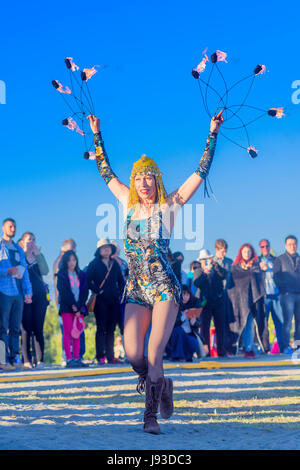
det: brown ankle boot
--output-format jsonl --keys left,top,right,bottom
{"left": 143, "top": 376, "right": 164, "bottom": 434}
{"left": 160, "top": 377, "right": 173, "bottom": 419}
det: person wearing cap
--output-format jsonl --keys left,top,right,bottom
{"left": 87, "top": 109, "right": 224, "bottom": 434}
{"left": 193, "top": 249, "right": 228, "bottom": 357}
{"left": 86, "top": 239, "right": 125, "bottom": 365}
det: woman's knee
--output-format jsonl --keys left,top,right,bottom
{"left": 127, "top": 354, "right": 146, "bottom": 370}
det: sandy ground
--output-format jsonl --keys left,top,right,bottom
{"left": 0, "top": 359, "right": 300, "bottom": 450}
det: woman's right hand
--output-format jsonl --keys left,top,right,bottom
{"left": 87, "top": 114, "right": 100, "bottom": 134}
{"left": 210, "top": 110, "right": 224, "bottom": 134}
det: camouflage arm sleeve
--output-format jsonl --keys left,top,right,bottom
{"left": 195, "top": 131, "right": 218, "bottom": 179}
{"left": 94, "top": 131, "right": 117, "bottom": 184}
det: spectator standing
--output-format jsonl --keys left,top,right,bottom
{"left": 193, "top": 249, "right": 227, "bottom": 357}
{"left": 228, "top": 243, "right": 265, "bottom": 358}
{"left": 87, "top": 239, "right": 125, "bottom": 365}
{"left": 213, "top": 239, "right": 233, "bottom": 288}
{"left": 213, "top": 238, "right": 235, "bottom": 355}
{"left": 56, "top": 250, "right": 89, "bottom": 368}
{"left": 273, "top": 235, "right": 300, "bottom": 354}
{"left": 259, "top": 239, "right": 284, "bottom": 353}
{"left": 0, "top": 218, "right": 32, "bottom": 369}
{"left": 18, "top": 232, "right": 49, "bottom": 369}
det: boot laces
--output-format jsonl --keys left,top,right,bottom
{"left": 136, "top": 376, "right": 146, "bottom": 394}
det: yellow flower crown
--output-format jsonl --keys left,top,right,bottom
{"left": 128, "top": 155, "right": 167, "bottom": 208}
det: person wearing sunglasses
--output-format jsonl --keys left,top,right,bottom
{"left": 258, "top": 239, "right": 284, "bottom": 354}
{"left": 273, "top": 236, "right": 300, "bottom": 355}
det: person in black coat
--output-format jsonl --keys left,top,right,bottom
{"left": 193, "top": 249, "right": 227, "bottom": 357}
{"left": 87, "top": 239, "right": 125, "bottom": 365}
{"left": 18, "top": 232, "right": 49, "bottom": 369}
{"left": 166, "top": 285, "right": 203, "bottom": 362}
{"left": 227, "top": 244, "right": 265, "bottom": 358}
{"left": 56, "top": 250, "right": 89, "bottom": 368}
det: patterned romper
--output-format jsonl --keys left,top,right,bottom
{"left": 121, "top": 208, "right": 182, "bottom": 309}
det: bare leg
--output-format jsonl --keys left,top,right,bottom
{"left": 147, "top": 300, "right": 179, "bottom": 382}
{"left": 33, "top": 336, "right": 42, "bottom": 364}
{"left": 123, "top": 303, "right": 151, "bottom": 370}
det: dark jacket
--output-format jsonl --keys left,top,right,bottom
{"left": 56, "top": 270, "right": 89, "bottom": 316}
{"left": 193, "top": 261, "right": 227, "bottom": 303}
{"left": 273, "top": 252, "right": 300, "bottom": 295}
{"left": 86, "top": 256, "right": 125, "bottom": 303}
{"left": 213, "top": 256, "right": 233, "bottom": 290}
{"left": 227, "top": 263, "right": 265, "bottom": 335}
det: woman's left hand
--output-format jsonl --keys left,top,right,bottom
{"left": 210, "top": 110, "right": 224, "bottom": 134}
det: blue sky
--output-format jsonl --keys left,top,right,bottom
{"left": 1, "top": 0, "right": 299, "bottom": 279}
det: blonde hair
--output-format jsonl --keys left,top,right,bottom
{"left": 128, "top": 155, "right": 167, "bottom": 208}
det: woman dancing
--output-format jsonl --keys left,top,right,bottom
{"left": 88, "top": 110, "right": 224, "bottom": 434}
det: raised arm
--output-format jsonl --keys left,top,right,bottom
{"left": 167, "top": 111, "right": 224, "bottom": 206}
{"left": 88, "top": 115, "right": 129, "bottom": 207}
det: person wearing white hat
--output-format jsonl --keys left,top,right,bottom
{"left": 197, "top": 249, "right": 213, "bottom": 262}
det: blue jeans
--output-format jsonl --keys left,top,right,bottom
{"left": 264, "top": 296, "right": 284, "bottom": 352}
{"left": 0, "top": 292, "right": 23, "bottom": 363}
{"left": 241, "top": 313, "right": 254, "bottom": 352}
{"left": 168, "top": 326, "right": 198, "bottom": 360}
{"left": 280, "top": 293, "right": 300, "bottom": 350}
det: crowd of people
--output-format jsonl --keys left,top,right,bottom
{"left": 0, "top": 216, "right": 300, "bottom": 370}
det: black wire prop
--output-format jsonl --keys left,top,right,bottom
{"left": 52, "top": 57, "right": 101, "bottom": 160}
{"left": 191, "top": 48, "right": 285, "bottom": 159}
{"left": 52, "top": 52, "right": 285, "bottom": 164}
